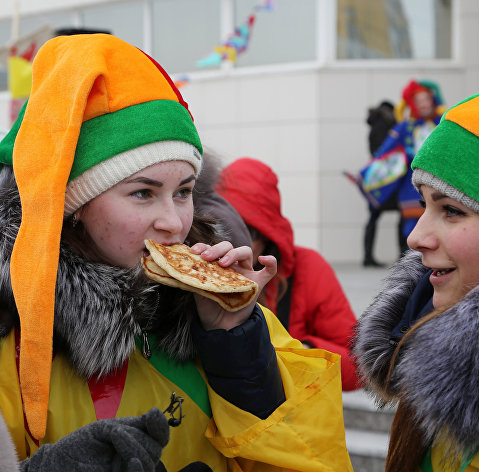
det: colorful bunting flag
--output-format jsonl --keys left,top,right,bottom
{"left": 173, "top": 75, "right": 190, "bottom": 89}
{"left": 197, "top": 15, "right": 255, "bottom": 68}
{"left": 196, "top": 0, "right": 275, "bottom": 68}
{"left": 196, "top": 51, "right": 223, "bottom": 68}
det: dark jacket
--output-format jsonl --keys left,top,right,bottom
{"left": 367, "top": 101, "right": 396, "bottom": 155}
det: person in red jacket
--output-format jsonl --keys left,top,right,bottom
{"left": 216, "top": 157, "right": 360, "bottom": 391}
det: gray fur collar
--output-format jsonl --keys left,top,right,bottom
{"left": 352, "top": 250, "right": 428, "bottom": 400}
{"left": 0, "top": 167, "right": 198, "bottom": 378}
{"left": 354, "top": 250, "right": 479, "bottom": 454}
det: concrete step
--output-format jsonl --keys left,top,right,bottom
{"left": 343, "top": 389, "right": 395, "bottom": 433}
{"left": 342, "top": 389, "right": 395, "bottom": 471}
{"left": 346, "top": 429, "right": 389, "bottom": 472}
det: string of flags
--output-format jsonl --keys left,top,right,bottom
{"left": 196, "top": 0, "right": 275, "bottom": 68}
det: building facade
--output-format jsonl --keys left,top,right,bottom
{"left": 0, "top": 0, "right": 475, "bottom": 263}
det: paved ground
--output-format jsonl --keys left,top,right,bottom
{"left": 331, "top": 261, "right": 392, "bottom": 319}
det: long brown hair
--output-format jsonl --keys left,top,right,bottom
{"left": 384, "top": 306, "right": 452, "bottom": 472}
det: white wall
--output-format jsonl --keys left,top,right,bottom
{"left": 2, "top": 0, "right": 479, "bottom": 263}
{"left": 180, "top": 61, "right": 470, "bottom": 263}
{"left": 179, "top": 0, "right": 479, "bottom": 263}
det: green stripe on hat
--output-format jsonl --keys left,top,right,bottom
{"left": 72, "top": 100, "right": 202, "bottom": 181}
{"left": 0, "top": 99, "right": 203, "bottom": 180}
{"left": 412, "top": 118, "right": 479, "bottom": 203}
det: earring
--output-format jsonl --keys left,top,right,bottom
{"left": 72, "top": 213, "right": 79, "bottom": 228}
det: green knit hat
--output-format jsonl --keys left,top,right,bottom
{"left": 412, "top": 93, "right": 479, "bottom": 213}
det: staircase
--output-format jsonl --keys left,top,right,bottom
{"left": 342, "top": 389, "right": 395, "bottom": 472}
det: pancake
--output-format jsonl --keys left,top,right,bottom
{"left": 142, "top": 240, "right": 258, "bottom": 312}
{"left": 144, "top": 240, "right": 257, "bottom": 293}
{"left": 142, "top": 256, "right": 257, "bottom": 311}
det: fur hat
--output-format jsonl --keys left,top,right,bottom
{"left": 0, "top": 33, "right": 202, "bottom": 440}
{"left": 412, "top": 93, "right": 479, "bottom": 213}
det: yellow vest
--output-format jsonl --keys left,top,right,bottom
{"left": 421, "top": 441, "right": 479, "bottom": 472}
{"left": 0, "top": 309, "right": 353, "bottom": 472}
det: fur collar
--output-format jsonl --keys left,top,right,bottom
{"left": 0, "top": 167, "right": 199, "bottom": 378}
{"left": 354, "top": 250, "right": 479, "bottom": 454}
{"left": 352, "top": 249, "right": 428, "bottom": 400}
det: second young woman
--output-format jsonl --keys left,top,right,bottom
{"left": 354, "top": 92, "right": 479, "bottom": 471}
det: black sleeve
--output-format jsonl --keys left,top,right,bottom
{"left": 192, "top": 305, "right": 285, "bottom": 419}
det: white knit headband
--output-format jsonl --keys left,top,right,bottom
{"left": 64, "top": 140, "right": 202, "bottom": 215}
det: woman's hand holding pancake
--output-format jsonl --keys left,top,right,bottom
{"left": 190, "top": 241, "right": 277, "bottom": 331}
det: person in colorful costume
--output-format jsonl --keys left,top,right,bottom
{"left": 0, "top": 34, "right": 352, "bottom": 471}
{"left": 353, "top": 93, "right": 479, "bottom": 471}
{"left": 373, "top": 79, "right": 446, "bottom": 241}
{"left": 216, "top": 157, "right": 360, "bottom": 391}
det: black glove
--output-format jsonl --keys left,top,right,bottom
{"left": 20, "top": 407, "right": 169, "bottom": 472}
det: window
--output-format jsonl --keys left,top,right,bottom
{"left": 0, "top": 20, "right": 11, "bottom": 92}
{"left": 0, "top": 19, "right": 11, "bottom": 46}
{"left": 0, "top": 0, "right": 456, "bottom": 94}
{"left": 152, "top": 0, "right": 222, "bottom": 74}
{"left": 337, "top": 0, "right": 452, "bottom": 59}
{"left": 18, "top": 11, "right": 76, "bottom": 37}
{"left": 82, "top": 2, "right": 144, "bottom": 49}
{"left": 234, "top": 0, "right": 317, "bottom": 67}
